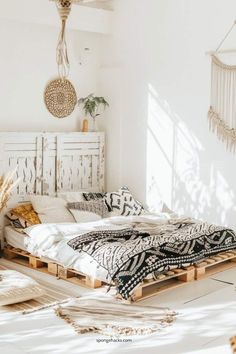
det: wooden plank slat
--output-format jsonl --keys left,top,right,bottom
{"left": 3, "top": 246, "right": 103, "bottom": 290}
{"left": 98, "top": 133, "right": 105, "bottom": 192}
{"left": 129, "top": 266, "right": 195, "bottom": 302}
{"left": 92, "top": 155, "right": 99, "bottom": 188}
{"left": 36, "top": 134, "right": 43, "bottom": 195}
{"left": 194, "top": 250, "right": 236, "bottom": 279}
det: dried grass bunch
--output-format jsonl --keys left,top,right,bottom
{"left": 0, "top": 169, "right": 19, "bottom": 213}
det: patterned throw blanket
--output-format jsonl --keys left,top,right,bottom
{"left": 67, "top": 221, "right": 236, "bottom": 299}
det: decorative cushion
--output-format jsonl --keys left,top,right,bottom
{"left": 67, "top": 200, "right": 108, "bottom": 223}
{"left": 57, "top": 191, "right": 85, "bottom": 203}
{"left": 104, "top": 186, "right": 144, "bottom": 216}
{"left": 83, "top": 192, "right": 106, "bottom": 201}
{"left": 11, "top": 203, "right": 41, "bottom": 224}
{"left": 30, "top": 195, "right": 75, "bottom": 224}
{"left": 0, "top": 270, "right": 46, "bottom": 306}
{"left": 6, "top": 212, "right": 31, "bottom": 229}
{"left": 6, "top": 203, "right": 41, "bottom": 232}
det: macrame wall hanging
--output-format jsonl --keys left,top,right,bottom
{"left": 208, "top": 21, "right": 236, "bottom": 152}
{"left": 44, "top": 0, "right": 77, "bottom": 118}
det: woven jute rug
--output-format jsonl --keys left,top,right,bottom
{"left": 0, "top": 263, "right": 73, "bottom": 313}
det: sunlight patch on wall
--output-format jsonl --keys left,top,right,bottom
{"left": 173, "top": 119, "right": 206, "bottom": 217}
{"left": 146, "top": 84, "right": 236, "bottom": 226}
{"left": 146, "top": 84, "right": 174, "bottom": 211}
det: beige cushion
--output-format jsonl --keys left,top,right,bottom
{"left": 57, "top": 191, "right": 85, "bottom": 202}
{"left": 69, "top": 209, "right": 101, "bottom": 223}
{"left": 30, "top": 195, "right": 75, "bottom": 224}
{"left": 67, "top": 201, "right": 108, "bottom": 223}
{"left": 0, "top": 270, "right": 46, "bottom": 306}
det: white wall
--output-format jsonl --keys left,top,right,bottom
{"left": 0, "top": 0, "right": 116, "bottom": 133}
{"left": 0, "top": 18, "right": 103, "bottom": 132}
{"left": 0, "top": 0, "right": 112, "bottom": 34}
{"left": 100, "top": 0, "right": 236, "bottom": 228}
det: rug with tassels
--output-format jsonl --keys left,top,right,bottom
{"left": 0, "top": 262, "right": 177, "bottom": 336}
{"left": 55, "top": 294, "right": 177, "bottom": 336}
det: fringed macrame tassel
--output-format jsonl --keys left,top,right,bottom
{"left": 208, "top": 51, "right": 236, "bottom": 153}
{"left": 208, "top": 107, "right": 236, "bottom": 153}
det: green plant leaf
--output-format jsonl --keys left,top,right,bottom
{"left": 78, "top": 93, "right": 109, "bottom": 118}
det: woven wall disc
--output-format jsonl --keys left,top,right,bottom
{"left": 44, "top": 78, "right": 77, "bottom": 118}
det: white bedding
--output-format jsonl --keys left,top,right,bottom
{"left": 23, "top": 213, "right": 174, "bottom": 282}
{"left": 4, "top": 213, "right": 178, "bottom": 282}
{"left": 4, "top": 226, "right": 29, "bottom": 252}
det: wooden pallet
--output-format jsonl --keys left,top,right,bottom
{"left": 3, "top": 246, "right": 102, "bottom": 289}
{"left": 5, "top": 245, "right": 236, "bottom": 303}
{"left": 194, "top": 250, "right": 236, "bottom": 279}
{"left": 4, "top": 246, "right": 58, "bottom": 275}
{"left": 126, "top": 266, "right": 195, "bottom": 302}
{"left": 57, "top": 265, "right": 102, "bottom": 288}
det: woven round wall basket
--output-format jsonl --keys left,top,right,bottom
{"left": 44, "top": 78, "right": 77, "bottom": 118}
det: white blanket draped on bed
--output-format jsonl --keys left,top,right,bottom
{"left": 24, "top": 213, "right": 191, "bottom": 283}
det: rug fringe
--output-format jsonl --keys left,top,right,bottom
{"left": 54, "top": 306, "right": 177, "bottom": 336}
{"left": 22, "top": 298, "right": 73, "bottom": 315}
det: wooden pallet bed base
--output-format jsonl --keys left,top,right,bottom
{"left": 3, "top": 245, "right": 196, "bottom": 302}
{"left": 194, "top": 250, "right": 236, "bottom": 279}
{"left": 129, "top": 266, "right": 195, "bottom": 302}
{"left": 4, "top": 246, "right": 236, "bottom": 302}
{"left": 3, "top": 246, "right": 102, "bottom": 289}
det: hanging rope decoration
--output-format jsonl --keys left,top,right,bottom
{"left": 56, "top": 0, "right": 71, "bottom": 78}
{"left": 208, "top": 21, "right": 236, "bottom": 152}
{"left": 44, "top": 0, "right": 77, "bottom": 118}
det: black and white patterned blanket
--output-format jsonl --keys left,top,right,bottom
{"left": 67, "top": 221, "right": 236, "bottom": 299}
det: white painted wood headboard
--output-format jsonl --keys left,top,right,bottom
{"left": 0, "top": 132, "right": 105, "bottom": 247}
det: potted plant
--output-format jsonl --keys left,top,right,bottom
{"left": 78, "top": 94, "right": 109, "bottom": 131}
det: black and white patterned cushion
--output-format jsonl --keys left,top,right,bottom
{"left": 83, "top": 192, "right": 106, "bottom": 201}
{"left": 5, "top": 212, "right": 30, "bottom": 233}
{"left": 104, "top": 187, "right": 144, "bottom": 216}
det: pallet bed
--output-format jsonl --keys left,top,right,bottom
{"left": 3, "top": 245, "right": 236, "bottom": 302}
{"left": 4, "top": 245, "right": 102, "bottom": 289}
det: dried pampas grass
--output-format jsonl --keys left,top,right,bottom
{"left": 0, "top": 169, "right": 19, "bottom": 213}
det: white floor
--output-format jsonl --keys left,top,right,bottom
{"left": 0, "top": 258, "right": 236, "bottom": 354}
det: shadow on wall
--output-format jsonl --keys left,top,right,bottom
{"left": 146, "top": 84, "right": 236, "bottom": 228}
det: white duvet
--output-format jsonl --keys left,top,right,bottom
{"left": 24, "top": 213, "right": 178, "bottom": 283}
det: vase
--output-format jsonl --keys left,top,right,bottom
{"left": 82, "top": 119, "right": 88, "bottom": 132}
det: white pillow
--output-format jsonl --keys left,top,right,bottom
{"left": 30, "top": 195, "right": 75, "bottom": 223}
{"left": 57, "top": 191, "right": 85, "bottom": 203}
{"left": 0, "top": 270, "right": 46, "bottom": 306}
{"left": 67, "top": 201, "right": 108, "bottom": 223}
{"left": 69, "top": 210, "right": 101, "bottom": 223}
